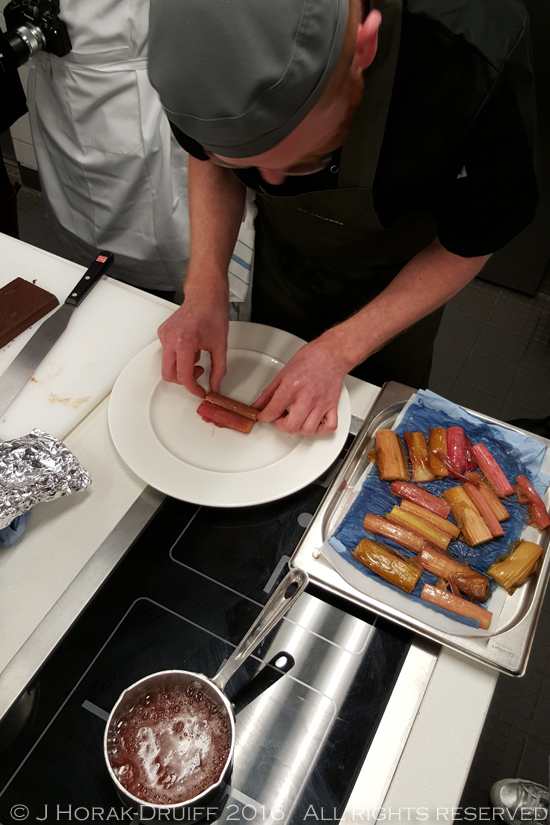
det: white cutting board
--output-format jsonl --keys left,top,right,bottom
{"left": 0, "top": 236, "right": 175, "bottom": 442}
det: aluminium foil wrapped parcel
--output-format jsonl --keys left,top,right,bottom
{"left": 0, "top": 429, "right": 91, "bottom": 530}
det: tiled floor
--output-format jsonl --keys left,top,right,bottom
{"left": 431, "top": 278, "right": 550, "bottom": 423}
{"left": 9, "top": 183, "right": 550, "bottom": 815}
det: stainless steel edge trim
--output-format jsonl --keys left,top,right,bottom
{"left": 341, "top": 638, "right": 438, "bottom": 823}
{"left": 349, "top": 415, "right": 365, "bottom": 437}
{"left": 0, "top": 486, "right": 164, "bottom": 720}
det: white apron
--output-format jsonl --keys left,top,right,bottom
{"left": 26, "top": 0, "right": 190, "bottom": 292}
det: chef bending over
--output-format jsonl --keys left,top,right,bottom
{"left": 147, "top": 0, "right": 539, "bottom": 436}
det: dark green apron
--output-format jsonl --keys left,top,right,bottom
{"left": 251, "top": 0, "right": 443, "bottom": 389}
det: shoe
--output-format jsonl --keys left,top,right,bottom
{"left": 508, "top": 416, "right": 550, "bottom": 440}
{"left": 490, "top": 778, "right": 549, "bottom": 822}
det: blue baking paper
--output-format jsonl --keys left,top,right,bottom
{"left": 329, "top": 390, "right": 549, "bottom": 628}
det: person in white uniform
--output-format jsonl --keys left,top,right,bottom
{"left": 26, "top": 0, "right": 190, "bottom": 298}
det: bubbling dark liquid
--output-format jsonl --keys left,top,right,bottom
{"left": 107, "top": 683, "right": 232, "bottom": 805}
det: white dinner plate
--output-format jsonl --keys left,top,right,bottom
{"left": 108, "top": 322, "right": 351, "bottom": 507}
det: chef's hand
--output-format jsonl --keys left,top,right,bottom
{"left": 253, "top": 338, "right": 350, "bottom": 436}
{"left": 157, "top": 284, "right": 229, "bottom": 398}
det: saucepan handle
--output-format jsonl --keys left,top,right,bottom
{"left": 212, "top": 567, "right": 308, "bottom": 692}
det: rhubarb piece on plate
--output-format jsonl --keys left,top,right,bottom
{"left": 352, "top": 539, "right": 421, "bottom": 593}
{"left": 363, "top": 513, "right": 428, "bottom": 554}
{"left": 470, "top": 443, "right": 515, "bottom": 497}
{"left": 515, "top": 475, "right": 550, "bottom": 530}
{"left": 205, "top": 392, "right": 258, "bottom": 421}
{"left": 428, "top": 427, "right": 449, "bottom": 478}
{"left": 197, "top": 399, "right": 255, "bottom": 434}
{"left": 442, "top": 486, "right": 493, "bottom": 546}
{"left": 386, "top": 505, "right": 451, "bottom": 552}
{"left": 487, "top": 540, "right": 543, "bottom": 594}
{"left": 404, "top": 432, "right": 435, "bottom": 482}
{"left": 390, "top": 480, "right": 451, "bottom": 519}
{"left": 418, "top": 546, "right": 491, "bottom": 602}
{"left": 420, "top": 583, "right": 492, "bottom": 629}
{"left": 375, "top": 430, "right": 409, "bottom": 481}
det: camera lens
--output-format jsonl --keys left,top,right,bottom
{"left": 6, "top": 24, "right": 47, "bottom": 66}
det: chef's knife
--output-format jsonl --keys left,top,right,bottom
{"left": 0, "top": 251, "right": 115, "bottom": 419}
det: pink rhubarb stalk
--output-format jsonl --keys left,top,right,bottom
{"left": 470, "top": 443, "right": 514, "bottom": 497}
{"left": 515, "top": 475, "right": 550, "bottom": 529}
{"left": 390, "top": 481, "right": 451, "bottom": 519}
{"left": 418, "top": 546, "right": 491, "bottom": 602}
{"left": 447, "top": 427, "right": 467, "bottom": 474}
{"left": 463, "top": 483, "right": 505, "bottom": 538}
{"left": 363, "top": 513, "right": 428, "bottom": 554}
{"left": 197, "top": 400, "right": 255, "bottom": 434}
{"left": 205, "top": 392, "right": 258, "bottom": 421}
{"left": 466, "top": 472, "right": 510, "bottom": 522}
{"left": 421, "top": 584, "right": 492, "bottom": 629}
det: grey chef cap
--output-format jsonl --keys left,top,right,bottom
{"left": 148, "top": 0, "right": 349, "bottom": 158}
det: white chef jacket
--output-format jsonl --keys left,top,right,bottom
{"left": 26, "top": 0, "right": 190, "bottom": 292}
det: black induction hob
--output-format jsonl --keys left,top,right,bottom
{"left": 0, "top": 443, "right": 412, "bottom": 824}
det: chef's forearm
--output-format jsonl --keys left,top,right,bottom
{"left": 185, "top": 158, "right": 246, "bottom": 293}
{"left": 321, "top": 237, "right": 491, "bottom": 371}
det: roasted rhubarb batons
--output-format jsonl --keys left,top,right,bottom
{"left": 488, "top": 540, "right": 543, "bottom": 594}
{"left": 421, "top": 584, "right": 492, "bottom": 629}
{"left": 446, "top": 427, "right": 467, "bottom": 474}
{"left": 399, "top": 500, "right": 460, "bottom": 539}
{"left": 466, "top": 472, "right": 510, "bottom": 522}
{"left": 470, "top": 443, "right": 515, "bottom": 497}
{"left": 390, "top": 481, "right": 451, "bottom": 519}
{"left": 515, "top": 475, "right": 550, "bottom": 530}
{"left": 352, "top": 539, "right": 421, "bottom": 594}
{"left": 404, "top": 432, "right": 435, "bottom": 482}
{"left": 442, "top": 486, "right": 493, "bottom": 546}
{"left": 363, "top": 513, "right": 428, "bottom": 554}
{"left": 374, "top": 430, "right": 410, "bottom": 481}
{"left": 463, "top": 483, "right": 505, "bottom": 538}
{"left": 418, "top": 546, "right": 491, "bottom": 602}
{"left": 428, "top": 427, "right": 449, "bottom": 477}
{"left": 386, "top": 505, "right": 451, "bottom": 552}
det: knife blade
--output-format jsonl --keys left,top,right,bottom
{"left": 0, "top": 251, "right": 115, "bottom": 419}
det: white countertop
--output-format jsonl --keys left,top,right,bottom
{"left": 0, "top": 235, "right": 498, "bottom": 820}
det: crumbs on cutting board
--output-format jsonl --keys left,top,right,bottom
{"left": 48, "top": 393, "right": 91, "bottom": 408}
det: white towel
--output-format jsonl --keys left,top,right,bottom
{"left": 229, "top": 189, "right": 256, "bottom": 321}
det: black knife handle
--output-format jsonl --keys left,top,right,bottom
{"left": 65, "top": 251, "right": 115, "bottom": 307}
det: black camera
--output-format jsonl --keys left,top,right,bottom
{"left": 2, "top": 0, "right": 71, "bottom": 69}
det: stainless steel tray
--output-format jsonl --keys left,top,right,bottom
{"left": 291, "top": 381, "right": 550, "bottom": 676}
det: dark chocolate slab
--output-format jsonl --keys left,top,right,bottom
{"left": 0, "top": 277, "right": 59, "bottom": 349}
